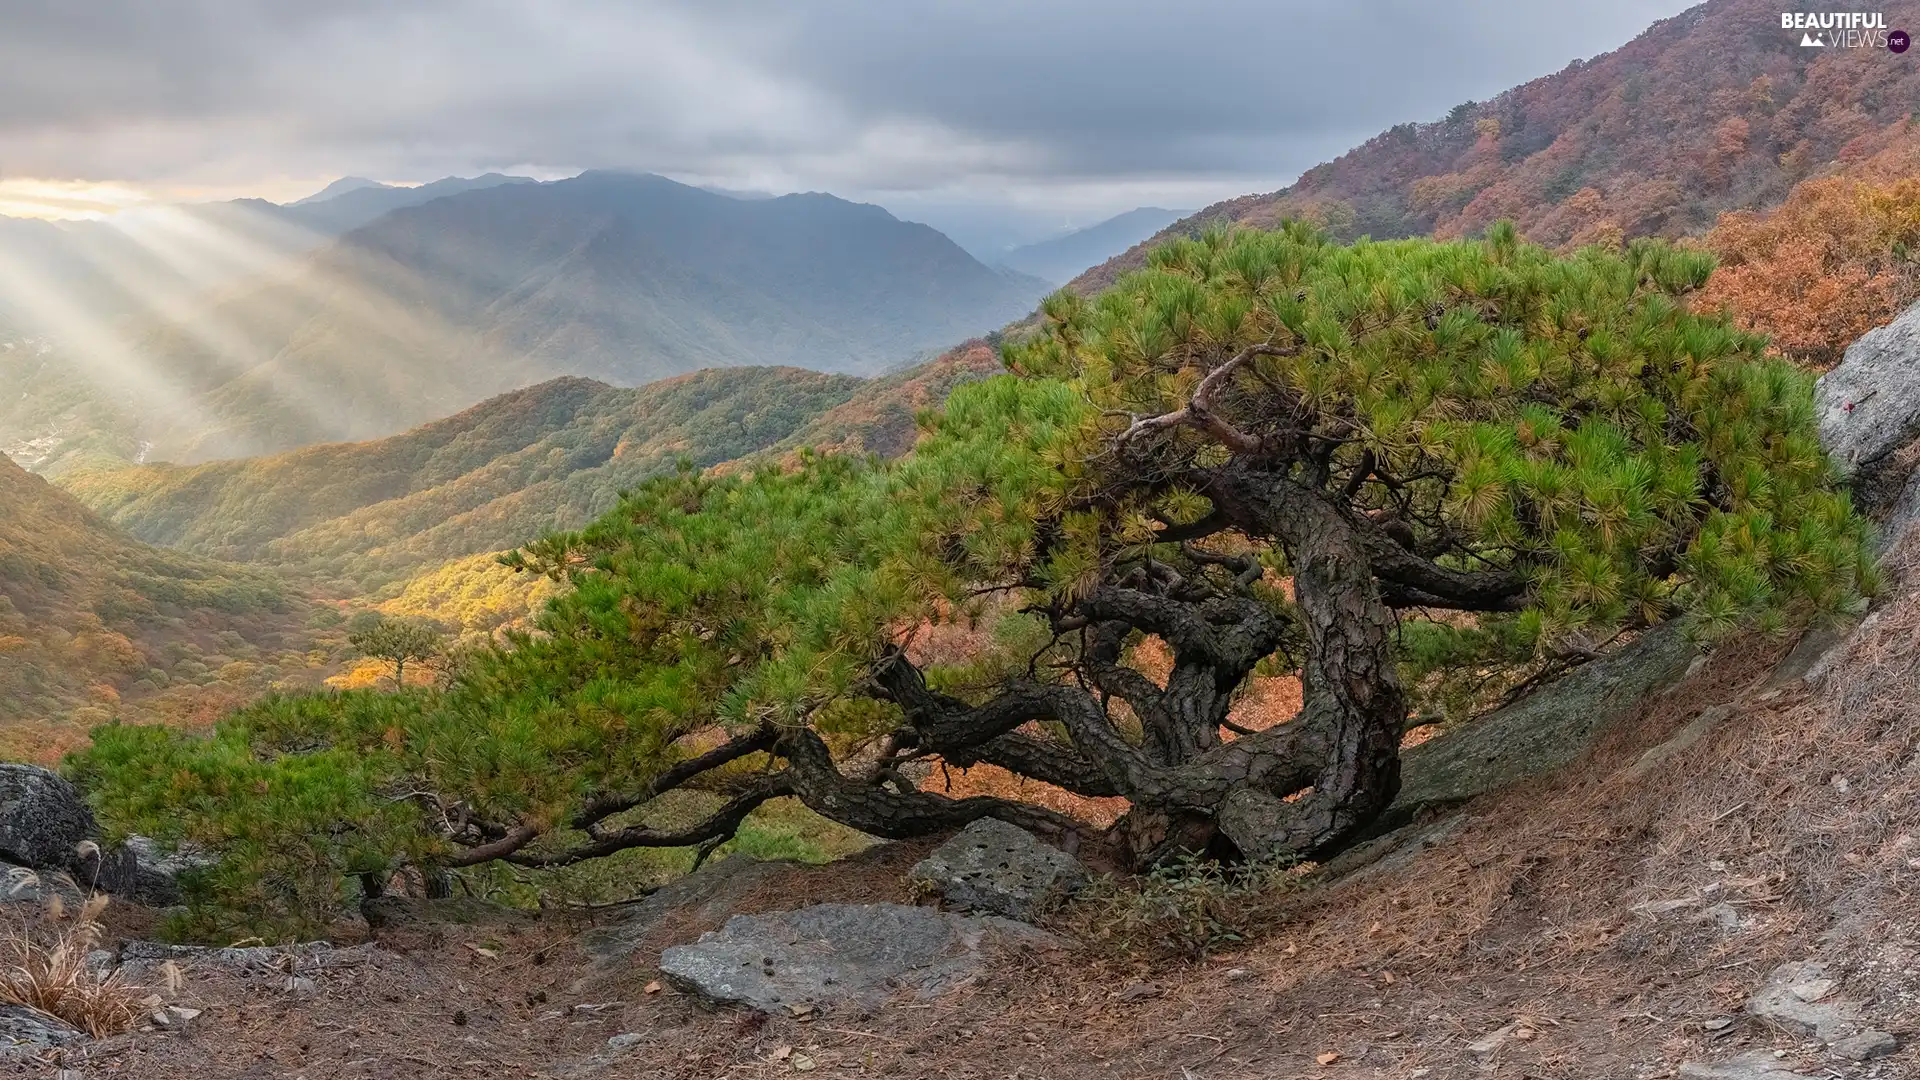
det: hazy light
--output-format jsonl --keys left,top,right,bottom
{"left": 0, "top": 179, "right": 153, "bottom": 221}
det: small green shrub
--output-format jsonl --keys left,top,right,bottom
{"left": 1067, "top": 856, "right": 1302, "bottom": 962}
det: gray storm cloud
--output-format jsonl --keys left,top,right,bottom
{"left": 0, "top": 0, "right": 1697, "bottom": 212}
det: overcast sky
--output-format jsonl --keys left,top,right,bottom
{"left": 0, "top": 0, "right": 1698, "bottom": 245}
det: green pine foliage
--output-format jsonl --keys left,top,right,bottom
{"left": 1008, "top": 222, "right": 1873, "bottom": 702}
{"left": 68, "top": 222, "right": 1872, "bottom": 933}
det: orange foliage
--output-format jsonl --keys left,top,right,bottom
{"left": 1698, "top": 143, "right": 1920, "bottom": 367}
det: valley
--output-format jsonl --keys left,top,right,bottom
{"left": 5, "top": 2, "right": 1920, "bottom": 1077}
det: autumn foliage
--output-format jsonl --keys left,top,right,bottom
{"left": 1696, "top": 132, "right": 1920, "bottom": 368}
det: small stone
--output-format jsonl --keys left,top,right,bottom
{"left": 1225, "top": 968, "right": 1252, "bottom": 982}
{"left": 1701, "top": 1016, "right": 1737, "bottom": 1032}
{"left": 606, "top": 1032, "right": 645, "bottom": 1051}
{"left": 907, "top": 819, "right": 1088, "bottom": 920}
{"left": 1467, "top": 1022, "right": 1520, "bottom": 1055}
{"left": 165, "top": 1005, "right": 202, "bottom": 1023}
{"left": 1830, "top": 1029, "right": 1897, "bottom": 1061}
{"left": 1702, "top": 902, "right": 1743, "bottom": 933}
{"left": 284, "top": 975, "right": 317, "bottom": 994}
{"left": 1115, "top": 982, "right": 1162, "bottom": 1003}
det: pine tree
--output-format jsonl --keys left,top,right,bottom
{"left": 72, "top": 223, "right": 1873, "bottom": 929}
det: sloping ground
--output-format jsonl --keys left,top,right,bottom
{"left": 0, "top": 454, "right": 307, "bottom": 762}
{"left": 43, "top": 551, "right": 1920, "bottom": 1078}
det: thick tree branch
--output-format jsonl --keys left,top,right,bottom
{"left": 507, "top": 775, "right": 793, "bottom": 869}
{"left": 572, "top": 723, "right": 779, "bottom": 830}
{"left": 1114, "top": 343, "right": 1298, "bottom": 455}
{"left": 779, "top": 727, "right": 1098, "bottom": 851}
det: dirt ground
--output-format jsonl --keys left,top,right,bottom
{"left": 17, "top": 587, "right": 1920, "bottom": 1079}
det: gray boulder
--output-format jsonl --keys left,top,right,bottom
{"left": 658, "top": 901, "right": 1065, "bottom": 1013}
{"left": 909, "top": 819, "right": 1087, "bottom": 920}
{"left": 1817, "top": 301, "right": 1920, "bottom": 488}
{"left": 0, "top": 1003, "right": 85, "bottom": 1060}
{"left": 0, "top": 764, "right": 95, "bottom": 873}
{"left": 89, "top": 835, "right": 215, "bottom": 907}
{"left": 1746, "top": 960, "right": 1859, "bottom": 1041}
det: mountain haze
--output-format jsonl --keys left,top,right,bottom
{"left": 1000, "top": 207, "right": 1190, "bottom": 285}
{"left": 87, "top": 171, "right": 1048, "bottom": 462}
{"left": 62, "top": 365, "right": 866, "bottom": 588}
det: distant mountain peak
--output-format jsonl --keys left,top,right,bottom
{"left": 1001, "top": 207, "right": 1194, "bottom": 286}
{"left": 291, "top": 176, "right": 390, "bottom": 206}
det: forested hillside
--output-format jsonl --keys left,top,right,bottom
{"left": 61, "top": 366, "right": 864, "bottom": 591}
{"left": 0, "top": 453, "right": 306, "bottom": 759}
{"left": 1071, "top": 0, "right": 1920, "bottom": 293}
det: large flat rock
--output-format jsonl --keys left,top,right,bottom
{"left": 577, "top": 855, "right": 796, "bottom": 971}
{"left": 658, "top": 902, "right": 1065, "bottom": 1013}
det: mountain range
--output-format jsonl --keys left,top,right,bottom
{"left": 0, "top": 171, "right": 1049, "bottom": 466}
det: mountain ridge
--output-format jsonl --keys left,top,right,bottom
{"left": 14, "top": 171, "right": 1048, "bottom": 466}
{"left": 1067, "top": 0, "right": 1920, "bottom": 294}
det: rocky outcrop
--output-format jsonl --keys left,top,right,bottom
{"left": 1816, "top": 301, "right": 1920, "bottom": 549}
{"left": 0, "top": 763, "right": 210, "bottom": 907}
{"left": 0, "top": 1003, "right": 85, "bottom": 1060}
{"left": 657, "top": 902, "right": 1065, "bottom": 1013}
{"left": 576, "top": 855, "right": 796, "bottom": 973}
{"left": 0, "top": 764, "right": 95, "bottom": 873}
{"left": 1378, "top": 621, "right": 1699, "bottom": 831}
{"left": 909, "top": 819, "right": 1087, "bottom": 920}
{"left": 1817, "top": 301, "right": 1920, "bottom": 488}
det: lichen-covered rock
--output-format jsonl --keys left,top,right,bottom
{"left": 658, "top": 902, "right": 1064, "bottom": 1013}
{"left": 1382, "top": 621, "right": 1699, "bottom": 830}
{"left": 1746, "top": 960, "right": 1859, "bottom": 1041}
{"left": 0, "top": 1003, "right": 85, "bottom": 1060}
{"left": 1817, "top": 301, "right": 1920, "bottom": 489}
{"left": 0, "top": 764, "right": 96, "bottom": 873}
{"left": 909, "top": 819, "right": 1087, "bottom": 920}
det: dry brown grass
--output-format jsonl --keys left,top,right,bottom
{"left": 0, "top": 894, "right": 147, "bottom": 1038}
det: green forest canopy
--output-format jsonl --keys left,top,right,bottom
{"left": 71, "top": 222, "right": 1873, "bottom": 934}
